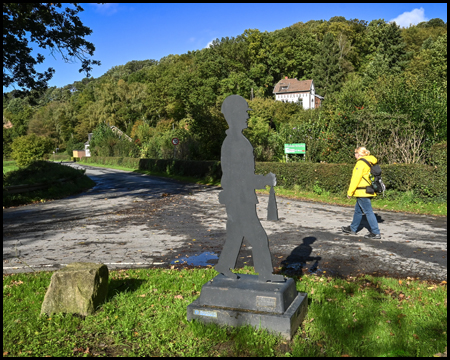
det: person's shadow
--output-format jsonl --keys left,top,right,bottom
{"left": 281, "top": 237, "right": 321, "bottom": 276}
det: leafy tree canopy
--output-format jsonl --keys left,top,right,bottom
{"left": 10, "top": 133, "right": 54, "bottom": 166}
{"left": 2, "top": 14, "right": 447, "bottom": 164}
{"left": 3, "top": 3, "right": 100, "bottom": 93}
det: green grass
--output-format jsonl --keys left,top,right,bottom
{"left": 3, "top": 160, "right": 95, "bottom": 208}
{"left": 78, "top": 161, "right": 144, "bottom": 173}
{"left": 47, "top": 153, "right": 72, "bottom": 162}
{"left": 3, "top": 267, "right": 447, "bottom": 357}
{"left": 3, "top": 160, "right": 19, "bottom": 174}
{"left": 257, "top": 186, "right": 447, "bottom": 217}
{"left": 78, "top": 160, "right": 446, "bottom": 217}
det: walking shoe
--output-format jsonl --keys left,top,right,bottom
{"left": 341, "top": 226, "right": 356, "bottom": 235}
{"left": 364, "top": 232, "right": 381, "bottom": 239}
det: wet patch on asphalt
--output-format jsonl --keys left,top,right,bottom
{"left": 171, "top": 252, "right": 219, "bottom": 266}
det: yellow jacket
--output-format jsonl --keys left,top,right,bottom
{"left": 347, "top": 155, "right": 378, "bottom": 198}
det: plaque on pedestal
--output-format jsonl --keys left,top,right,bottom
{"left": 187, "top": 274, "right": 307, "bottom": 340}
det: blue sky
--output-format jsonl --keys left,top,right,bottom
{"left": 5, "top": 3, "right": 448, "bottom": 91}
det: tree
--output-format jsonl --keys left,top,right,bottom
{"left": 3, "top": 3, "right": 100, "bottom": 92}
{"left": 363, "top": 21, "right": 409, "bottom": 83}
{"left": 2, "top": 95, "right": 35, "bottom": 157}
{"left": 425, "top": 18, "right": 446, "bottom": 28}
{"left": 312, "top": 32, "right": 345, "bottom": 96}
{"left": 401, "top": 22, "right": 447, "bottom": 54}
{"left": 10, "top": 133, "right": 54, "bottom": 166}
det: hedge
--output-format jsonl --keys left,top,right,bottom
{"left": 80, "top": 154, "right": 446, "bottom": 201}
{"left": 256, "top": 162, "right": 446, "bottom": 201}
{"left": 428, "top": 141, "right": 447, "bottom": 167}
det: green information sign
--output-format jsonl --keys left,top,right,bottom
{"left": 284, "top": 143, "right": 306, "bottom": 154}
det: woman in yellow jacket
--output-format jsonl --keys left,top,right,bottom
{"left": 342, "top": 147, "right": 381, "bottom": 239}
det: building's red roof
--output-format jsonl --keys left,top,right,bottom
{"left": 273, "top": 78, "right": 313, "bottom": 94}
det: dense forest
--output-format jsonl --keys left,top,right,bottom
{"left": 3, "top": 16, "right": 447, "bottom": 165}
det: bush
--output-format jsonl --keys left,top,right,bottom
{"left": 65, "top": 138, "right": 86, "bottom": 156}
{"left": 3, "top": 161, "right": 94, "bottom": 207}
{"left": 10, "top": 134, "right": 54, "bottom": 166}
{"left": 88, "top": 123, "right": 140, "bottom": 158}
{"left": 139, "top": 158, "right": 222, "bottom": 180}
{"left": 255, "top": 162, "right": 446, "bottom": 201}
{"left": 256, "top": 162, "right": 352, "bottom": 193}
{"left": 80, "top": 157, "right": 222, "bottom": 182}
{"left": 428, "top": 141, "right": 447, "bottom": 166}
{"left": 3, "top": 160, "right": 86, "bottom": 186}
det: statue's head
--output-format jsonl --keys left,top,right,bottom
{"left": 221, "top": 95, "right": 252, "bottom": 130}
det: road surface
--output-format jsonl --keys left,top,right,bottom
{"left": 3, "top": 163, "right": 447, "bottom": 281}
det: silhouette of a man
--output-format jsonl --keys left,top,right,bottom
{"left": 215, "top": 95, "right": 284, "bottom": 282}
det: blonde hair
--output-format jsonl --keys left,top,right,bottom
{"left": 355, "top": 147, "right": 370, "bottom": 156}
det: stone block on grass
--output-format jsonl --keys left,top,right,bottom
{"left": 40, "top": 262, "right": 108, "bottom": 316}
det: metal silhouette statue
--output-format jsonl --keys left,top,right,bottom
{"left": 267, "top": 186, "right": 279, "bottom": 221}
{"left": 215, "top": 95, "right": 285, "bottom": 282}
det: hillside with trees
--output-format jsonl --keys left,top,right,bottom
{"left": 3, "top": 16, "right": 447, "bottom": 165}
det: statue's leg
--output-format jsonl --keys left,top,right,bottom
{"left": 244, "top": 207, "right": 285, "bottom": 282}
{"left": 215, "top": 219, "right": 242, "bottom": 279}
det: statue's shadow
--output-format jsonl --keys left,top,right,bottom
{"left": 280, "top": 236, "right": 321, "bottom": 276}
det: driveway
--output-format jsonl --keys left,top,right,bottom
{"left": 3, "top": 163, "right": 447, "bottom": 281}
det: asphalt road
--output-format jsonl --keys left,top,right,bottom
{"left": 3, "top": 162, "right": 447, "bottom": 281}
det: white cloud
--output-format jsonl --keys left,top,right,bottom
{"left": 389, "top": 7, "right": 428, "bottom": 28}
{"left": 205, "top": 39, "right": 215, "bottom": 49}
{"left": 90, "top": 3, "right": 119, "bottom": 16}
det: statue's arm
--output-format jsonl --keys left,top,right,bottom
{"left": 253, "top": 172, "right": 276, "bottom": 189}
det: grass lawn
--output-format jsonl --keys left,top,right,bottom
{"left": 3, "top": 267, "right": 447, "bottom": 357}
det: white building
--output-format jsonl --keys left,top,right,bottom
{"left": 273, "top": 78, "right": 323, "bottom": 109}
{"left": 84, "top": 133, "right": 92, "bottom": 157}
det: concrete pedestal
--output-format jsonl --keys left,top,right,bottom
{"left": 187, "top": 274, "right": 307, "bottom": 340}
